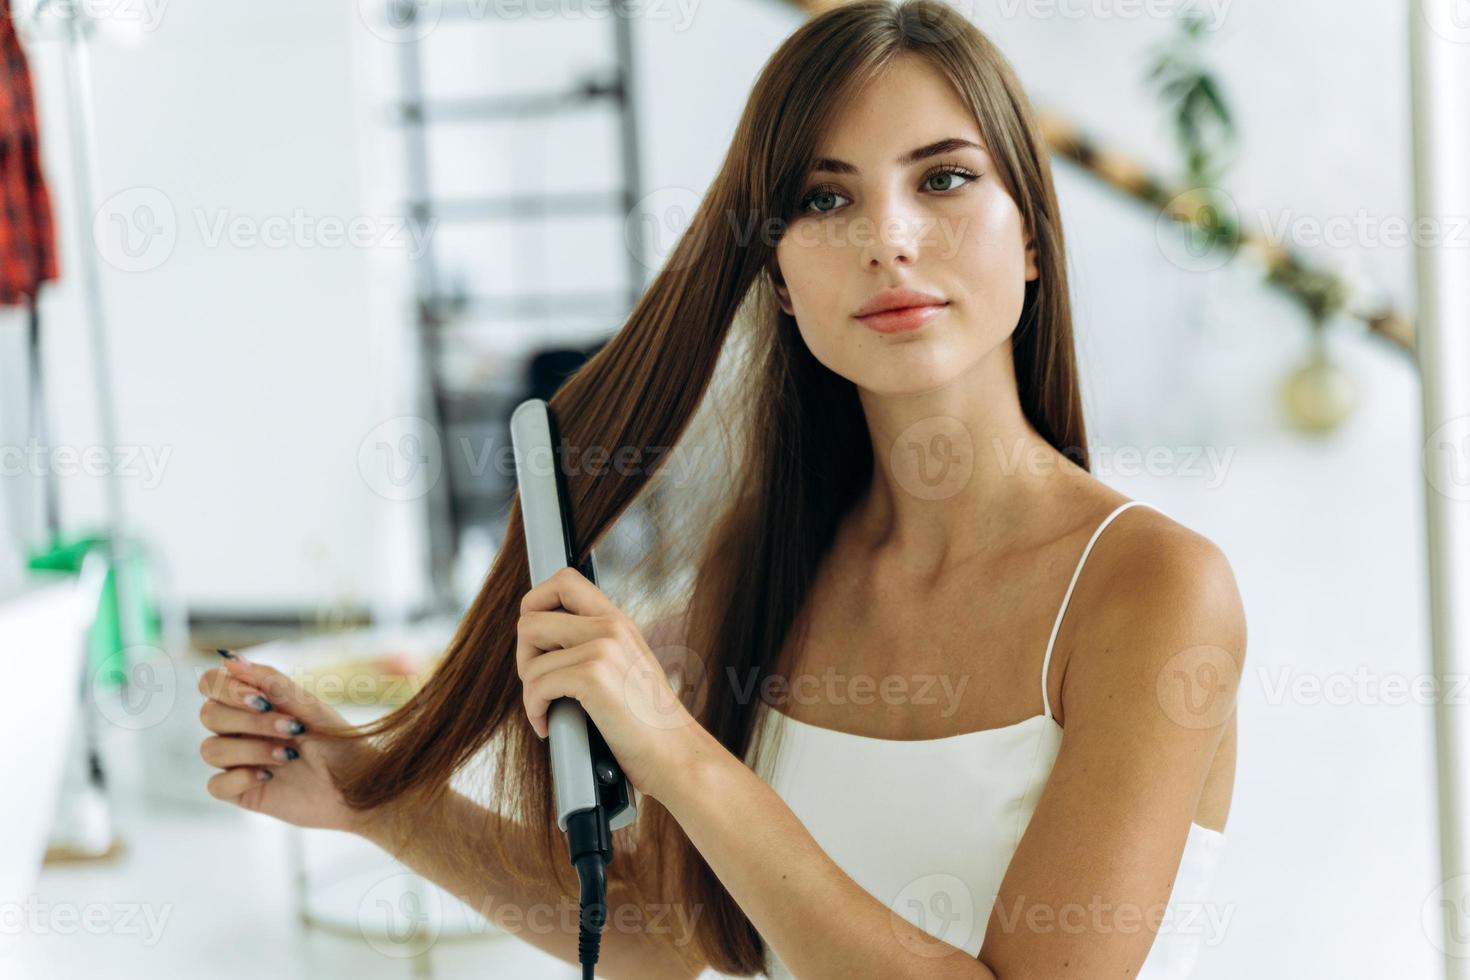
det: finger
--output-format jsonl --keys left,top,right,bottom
{"left": 197, "top": 665, "right": 276, "bottom": 714}
{"left": 206, "top": 765, "right": 275, "bottom": 802}
{"left": 519, "top": 565, "right": 618, "bottom": 618}
{"left": 515, "top": 610, "right": 614, "bottom": 678}
{"left": 199, "top": 699, "right": 308, "bottom": 740}
{"left": 521, "top": 642, "right": 604, "bottom": 738}
{"left": 199, "top": 734, "right": 299, "bottom": 771}
{"left": 217, "top": 651, "right": 338, "bottom": 732}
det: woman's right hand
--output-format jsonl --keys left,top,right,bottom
{"left": 197, "top": 651, "right": 377, "bottom": 835}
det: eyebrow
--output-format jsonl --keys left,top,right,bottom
{"left": 808, "top": 137, "right": 986, "bottom": 175}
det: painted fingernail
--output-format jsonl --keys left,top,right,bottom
{"left": 274, "top": 746, "right": 300, "bottom": 762}
{"left": 216, "top": 648, "right": 237, "bottom": 660}
{"left": 275, "top": 718, "right": 306, "bottom": 736}
{"left": 257, "top": 769, "right": 273, "bottom": 781}
{"left": 249, "top": 695, "right": 273, "bottom": 713}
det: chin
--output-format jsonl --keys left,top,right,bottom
{"left": 849, "top": 361, "right": 967, "bottom": 398}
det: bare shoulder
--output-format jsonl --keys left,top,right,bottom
{"left": 1056, "top": 493, "right": 1248, "bottom": 732}
{"left": 1085, "top": 500, "right": 1245, "bottom": 641}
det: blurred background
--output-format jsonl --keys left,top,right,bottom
{"left": 0, "top": 0, "right": 1467, "bottom": 976}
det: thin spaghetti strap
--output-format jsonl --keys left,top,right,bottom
{"left": 1040, "top": 500, "right": 1158, "bottom": 719}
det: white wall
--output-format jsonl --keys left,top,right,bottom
{"left": 2, "top": 3, "right": 429, "bottom": 616}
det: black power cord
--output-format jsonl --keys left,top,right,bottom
{"left": 566, "top": 807, "right": 612, "bottom": 979}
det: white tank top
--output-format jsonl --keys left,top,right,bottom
{"left": 745, "top": 500, "right": 1226, "bottom": 978}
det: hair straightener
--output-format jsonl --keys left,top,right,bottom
{"left": 509, "top": 397, "right": 636, "bottom": 980}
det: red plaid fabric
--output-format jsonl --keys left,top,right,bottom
{"left": 0, "top": 1, "right": 57, "bottom": 306}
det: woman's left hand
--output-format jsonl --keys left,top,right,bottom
{"left": 516, "top": 565, "right": 711, "bottom": 805}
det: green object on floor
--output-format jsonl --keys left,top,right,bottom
{"left": 27, "top": 530, "right": 162, "bottom": 690}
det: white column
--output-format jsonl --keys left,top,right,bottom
{"left": 1409, "top": 1, "right": 1470, "bottom": 973}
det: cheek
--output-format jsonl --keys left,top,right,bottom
{"left": 776, "top": 236, "right": 845, "bottom": 322}
{"left": 950, "top": 199, "right": 1030, "bottom": 329}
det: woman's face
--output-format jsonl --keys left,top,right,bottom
{"left": 771, "top": 56, "right": 1038, "bottom": 396}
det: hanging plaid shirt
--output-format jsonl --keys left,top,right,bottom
{"left": 0, "top": 1, "right": 57, "bottom": 305}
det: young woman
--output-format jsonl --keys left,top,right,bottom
{"left": 197, "top": 2, "right": 1245, "bottom": 977}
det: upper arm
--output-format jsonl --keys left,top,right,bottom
{"left": 977, "top": 528, "right": 1247, "bottom": 978}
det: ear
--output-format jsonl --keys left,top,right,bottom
{"left": 768, "top": 259, "right": 795, "bottom": 316}
{"left": 1023, "top": 225, "right": 1040, "bottom": 282}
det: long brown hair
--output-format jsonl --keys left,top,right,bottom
{"left": 318, "top": 2, "right": 1086, "bottom": 974}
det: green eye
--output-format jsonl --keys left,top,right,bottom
{"left": 799, "top": 187, "right": 849, "bottom": 215}
{"left": 797, "top": 163, "right": 979, "bottom": 216}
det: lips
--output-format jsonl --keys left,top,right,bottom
{"left": 853, "top": 287, "right": 948, "bottom": 319}
{"left": 853, "top": 288, "right": 949, "bottom": 334}
{"left": 856, "top": 304, "right": 948, "bottom": 334}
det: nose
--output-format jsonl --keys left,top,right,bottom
{"left": 857, "top": 192, "right": 924, "bottom": 270}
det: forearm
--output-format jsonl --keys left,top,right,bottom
{"left": 356, "top": 788, "right": 697, "bottom": 980}
{"left": 662, "top": 732, "right": 998, "bottom": 980}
